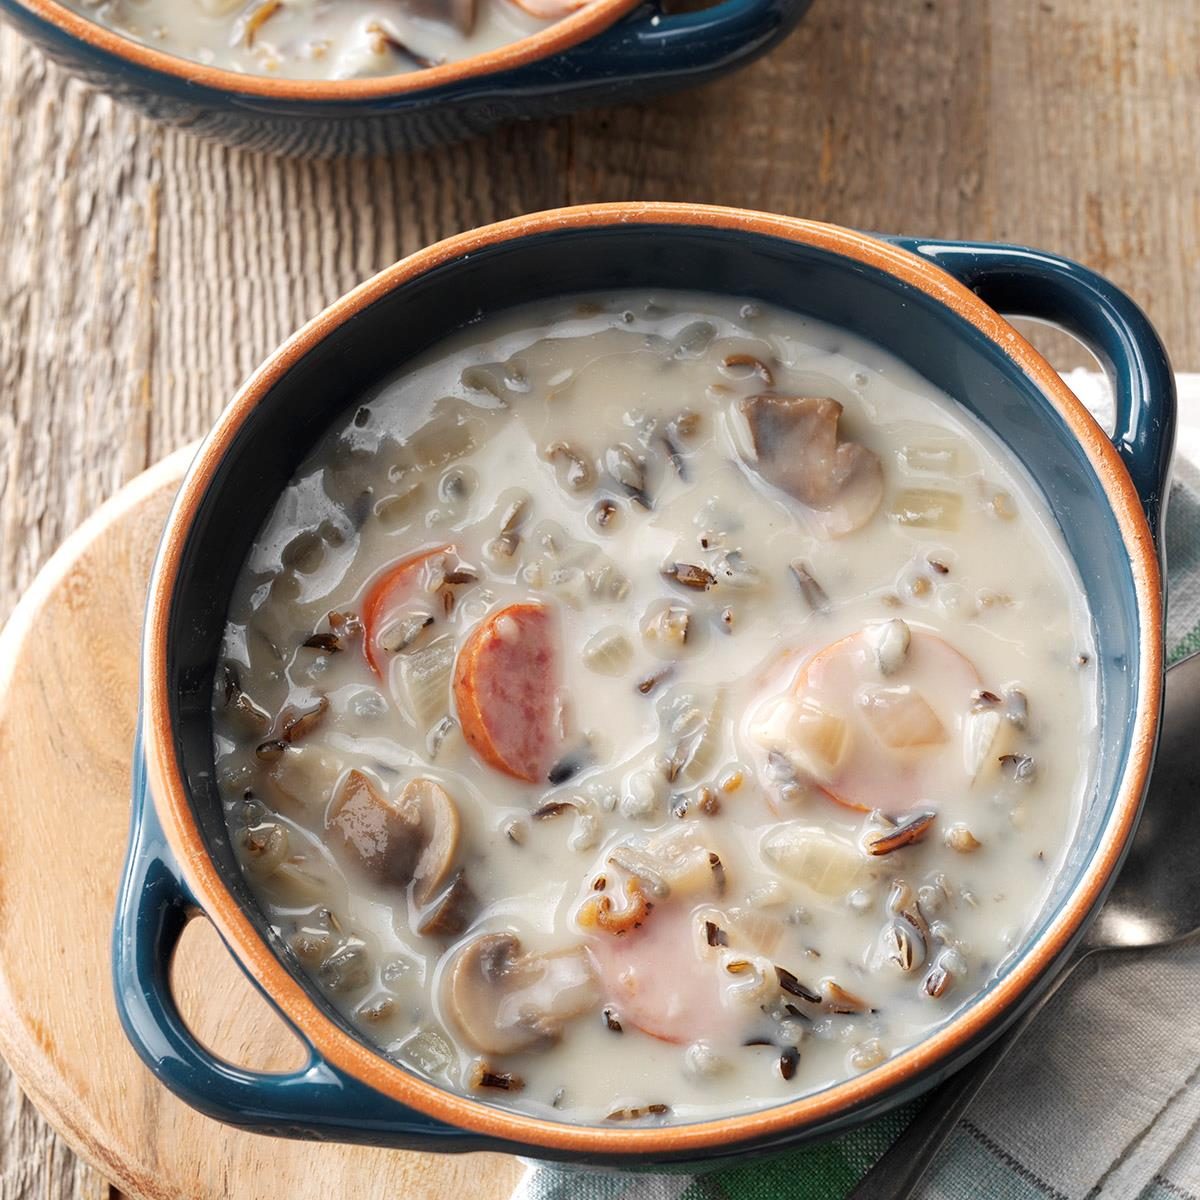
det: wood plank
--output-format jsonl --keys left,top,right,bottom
{"left": 569, "top": 0, "right": 1199, "bottom": 367}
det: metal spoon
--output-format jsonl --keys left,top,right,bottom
{"left": 848, "top": 651, "right": 1200, "bottom": 1200}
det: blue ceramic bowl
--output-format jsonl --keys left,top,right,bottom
{"left": 0, "top": 0, "right": 811, "bottom": 156}
{"left": 114, "top": 204, "right": 1173, "bottom": 1165}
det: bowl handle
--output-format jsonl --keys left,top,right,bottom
{"left": 561, "top": 0, "right": 813, "bottom": 80}
{"left": 112, "top": 733, "right": 483, "bottom": 1149}
{"left": 889, "top": 238, "right": 1176, "bottom": 541}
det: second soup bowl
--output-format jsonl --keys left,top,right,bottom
{"left": 0, "top": 0, "right": 811, "bottom": 155}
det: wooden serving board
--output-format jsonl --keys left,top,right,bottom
{"left": 0, "top": 447, "right": 524, "bottom": 1200}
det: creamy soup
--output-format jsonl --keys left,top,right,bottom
{"left": 65, "top": 0, "right": 590, "bottom": 79}
{"left": 212, "top": 292, "right": 1097, "bottom": 1125}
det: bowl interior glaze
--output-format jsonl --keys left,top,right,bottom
{"left": 164, "top": 220, "right": 1144, "bottom": 1142}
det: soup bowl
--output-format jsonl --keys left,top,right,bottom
{"left": 114, "top": 203, "right": 1173, "bottom": 1165}
{"left": 0, "top": 0, "right": 810, "bottom": 156}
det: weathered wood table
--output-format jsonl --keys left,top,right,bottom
{"left": 0, "top": 0, "right": 1197, "bottom": 1194}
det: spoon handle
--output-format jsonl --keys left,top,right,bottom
{"left": 845, "top": 958, "right": 1082, "bottom": 1200}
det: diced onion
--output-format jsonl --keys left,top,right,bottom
{"left": 761, "top": 825, "right": 871, "bottom": 897}
{"left": 729, "top": 908, "right": 785, "bottom": 956}
{"left": 749, "top": 695, "right": 849, "bottom": 783}
{"left": 858, "top": 686, "right": 945, "bottom": 748}
{"left": 888, "top": 488, "right": 963, "bottom": 530}
{"left": 398, "top": 636, "right": 455, "bottom": 729}
{"left": 582, "top": 627, "right": 634, "bottom": 676}
{"left": 962, "top": 707, "right": 1018, "bottom": 782}
{"left": 899, "top": 441, "right": 961, "bottom": 475}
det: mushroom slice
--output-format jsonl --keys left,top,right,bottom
{"left": 326, "top": 771, "right": 461, "bottom": 896}
{"left": 444, "top": 933, "right": 600, "bottom": 1056}
{"left": 738, "top": 394, "right": 883, "bottom": 535}
{"left": 327, "top": 769, "right": 422, "bottom": 886}
{"left": 409, "top": 778, "right": 461, "bottom": 907}
{"left": 417, "top": 870, "right": 476, "bottom": 938}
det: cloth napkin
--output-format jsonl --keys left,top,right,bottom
{"left": 513, "top": 371, "right": 1200, "bottom": 1200}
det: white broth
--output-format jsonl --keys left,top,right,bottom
{"left": 64, "top": 0, "right": 591, "bottom": 80}
{"left": 212, "top": 292, "right": 1097, "bottom": 1125}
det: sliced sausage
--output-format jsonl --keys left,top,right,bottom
{"left": 586, "top": 902, "right": 742, "bottom": 1045}
{"left": 360, "top": 545, "right": 451, "bottom": 675}
{"left": 452, "top": 602, "right": 560, "bottom": 783}
{"left": 750, "top": 627, "right": 982, "bottom": 812}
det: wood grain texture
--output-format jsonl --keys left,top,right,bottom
{"left": 0, "top": 0, "right": 1197, "bottom": 1194}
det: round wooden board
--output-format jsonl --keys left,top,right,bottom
{"left": 0, "top": 447, "right": 524, "bottom": 1200}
